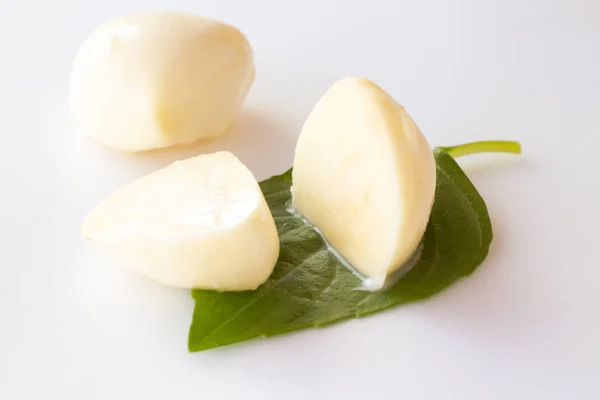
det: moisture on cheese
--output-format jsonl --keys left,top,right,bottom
{"left": 81, "top": 152, "right": 279, "bottom": 291}
{"left": 69, "top": 12, "right": 255, "bottom": 152}
{"left": 291, "top": 77, "right": 436, "bottom": 289}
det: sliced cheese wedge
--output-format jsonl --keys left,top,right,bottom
{"left": 291, "top": 77, "right": 436, "bottom": 287}
{"left": 81, "top": 152, "right": 279, "bottom": 291}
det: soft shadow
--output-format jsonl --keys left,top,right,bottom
{"left": 74, "top": 248, "right": 193, "bottom": 316}
{"left": 135, "top": 108, "right": 297, "bottom": 178}
{"left": 72, "top": 248, "right": 195, "bottom": 354}
{"left": 458, "top": 154, "right": 532, "bottom": 259}
{"left": 457, "top": 153, "right": 530, "bottom": 183}
{"left": 414, "top": 155, "right": 559, "bottom": 361}
{"left": 70, "top": 108, "right": 298, "bottom": 184}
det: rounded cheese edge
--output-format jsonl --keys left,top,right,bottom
{"left": 291, "top": 77, "right": 436, "bottom": 284}
{"left": 81, "top": 151, "right": 279, "bottom": 291}
{"left": 361, "top": 78, "right": 437, "bottom": 277}
{"left": 90, "top": 196, "right": 279, "bottom": 291}
{"left": 69, "top": 12, "right": 255, "bottom": 152}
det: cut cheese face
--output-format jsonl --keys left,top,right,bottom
{"left": 69, "top": 12, "right": 255, "bottom": 152}
{"left": 291, "top": 77, "right": 436, "bottom": 286}
{"left": 81, "top": 152, "right": 279, "bottom": 291}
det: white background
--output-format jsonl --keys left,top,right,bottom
{"left": 1, "top": 0, "right": 599, "bottom": 399}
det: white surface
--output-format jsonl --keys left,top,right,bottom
{"left": 1, "top": 0, "right": 599, "bottom": 399}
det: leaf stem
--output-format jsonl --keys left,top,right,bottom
{"left": 438, "top": 141, "right": 521, "bottom": 158}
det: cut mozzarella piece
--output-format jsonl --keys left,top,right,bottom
{"left": 291, "top": 77, "right": 436, "bottom": 287}
{"left": 81, "top": 152, "right": 279, "bottom": 291}
{"left": 69, "top": 12, "right": 255, "bottom": 152}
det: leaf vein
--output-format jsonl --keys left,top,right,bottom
{"left": 200, "top": 247, "right": 326, "bottom": 341}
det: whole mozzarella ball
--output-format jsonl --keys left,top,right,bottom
{"left": 69, "top": 12, "right": 255, "bottom": 151}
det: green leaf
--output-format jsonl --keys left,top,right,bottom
{"left": 438, "top": 140, "right": 522, "bottom": 158}
{"left": 188, "top": 143, "right": 517, "bottom": 352}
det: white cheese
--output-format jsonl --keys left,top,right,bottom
{"left": 69, "top": 12, "right": 255, "bottom": 152}
{"left": 81, "top": 152, "right": 279, "bottom": 291}
{"left": 291, "top": 77, "right": 436, "bottom": 287}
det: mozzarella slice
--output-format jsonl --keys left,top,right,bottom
{"left": 291, "top": 77, "right": 436, "bottom": 287}
{"left": 69, "top": 12, "right": 255, "bottom": 152}
{"left": 81, "top": 152, "right": 279, "bottom": 291}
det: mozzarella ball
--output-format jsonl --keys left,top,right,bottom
{"left": 81, "top": 152, "right": 279, "bottom": 291}
{"left": 291, "top": 77, "right": 436, "bottom": 287}
{"left": 69, "top": 12, "right": 255, "bottom": 151}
